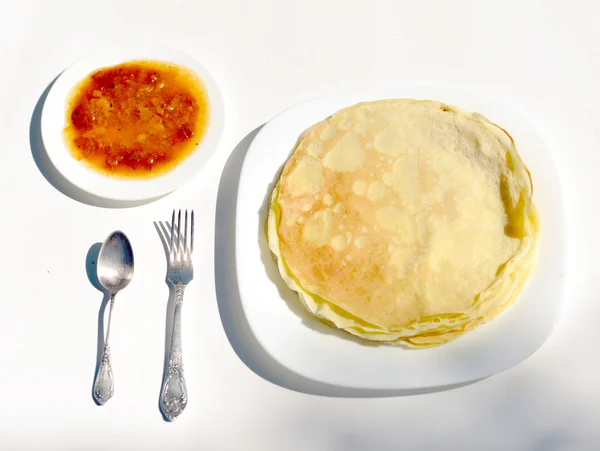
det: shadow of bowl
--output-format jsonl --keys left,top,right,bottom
{"left": 85, "top": 242, "right": 104, "bottom": 293}
{"left": 29, "top": 76, "right": 166, "bottom": 208}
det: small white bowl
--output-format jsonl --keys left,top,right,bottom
{"left": 41, "top": 45, "right": 225, "bottom": 201}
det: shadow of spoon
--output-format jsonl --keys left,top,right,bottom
{"left": 85, "top": 242, "right": 111, "bottom": 405}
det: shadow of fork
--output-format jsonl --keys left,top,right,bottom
{"left": 153, "top": 220, "right": 179, "bottom": 421}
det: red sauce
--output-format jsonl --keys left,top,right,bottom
{"left": 64, "top": 60, "right": 209, "bottom": 178}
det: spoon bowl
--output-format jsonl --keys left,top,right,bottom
{"left": 97, "top": 231, "right": 134, "bottom": 294}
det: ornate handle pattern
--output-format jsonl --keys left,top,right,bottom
{"left": 94, "top": 295, "right": 116, "bottom": 405}
{"left": 93, "top": 345, "right": 114, "bottom": 405}
{"left": 160, "top": 285, "right": 187, "bottom": 420}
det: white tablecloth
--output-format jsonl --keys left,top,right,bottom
{"left": 1, "top": 1, "right": 597, "bottom": 449}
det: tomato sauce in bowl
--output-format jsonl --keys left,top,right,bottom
{"left": 64, "top": 60, "right": 209, "bottom": 178}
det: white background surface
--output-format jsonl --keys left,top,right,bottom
{"left": 0, "top": 0, "right": 597, "bottom": 449}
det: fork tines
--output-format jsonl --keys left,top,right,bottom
{"left": 169, "top": 209, "right": 195, "bottom": 265}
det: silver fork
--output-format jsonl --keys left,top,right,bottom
{"left": 160, "top": 209, "right": 194, "bottom": 421}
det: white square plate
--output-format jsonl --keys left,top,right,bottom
{"left": 235, "top": 87, "right": 566, "bottom": 390}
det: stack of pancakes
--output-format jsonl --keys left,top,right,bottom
{"left": 268, "top": 99, "right": 538, "bottom": 347}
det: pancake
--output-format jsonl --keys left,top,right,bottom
{"left": 267, "top": 99, "right": 539, "bottom": 347}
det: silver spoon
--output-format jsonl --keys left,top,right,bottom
{"left": 93, "top": 231, "right": 134, "bottom": 405}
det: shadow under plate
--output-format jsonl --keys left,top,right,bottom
{"left": 29, "top": 75, "right": 165, "bottom": 208}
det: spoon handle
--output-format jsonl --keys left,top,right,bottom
{"left": 94, "top": 295, "right": 115, "bottom": 405}
{"left": 160, "top": 284, "right": 187, "bottom": 421}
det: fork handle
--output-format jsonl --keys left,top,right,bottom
{"left": 160, "top": 284, "right": 187, "bottom": 421}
